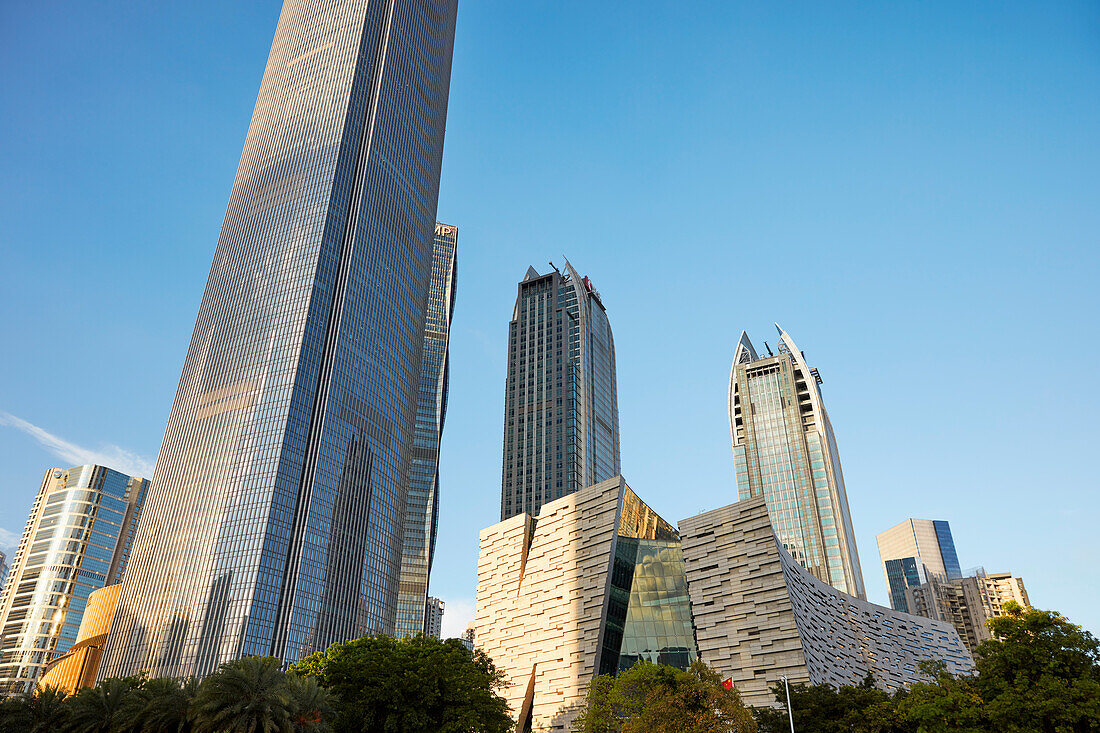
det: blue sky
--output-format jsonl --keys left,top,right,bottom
{"left": 1, "top": 2, "right": 1098, "bottom": 639}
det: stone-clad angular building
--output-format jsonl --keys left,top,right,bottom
{"left": 500, "top": 263, "right": 620, "bottom": 520}
{"left": 679, "top": 497, "right": 974, "bottom": 708}
{"left": 728, "top": 326, "right": 865, "bottom": 599}
{"left": 99, "top": 0, "right": 459, "bottom": 679}
{"left": 476, "top": 477, "right": 695, "bottom": 732}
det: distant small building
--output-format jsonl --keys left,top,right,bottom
{"left": 679, "top": 497, "right": 974, "bottom": 708}
{"left": 424, "top": 597, "right": 445, "bottom": 639}
{"left": 906, "top": 571, "right": 1031, "bottom": 654}
{"left": 877, "top": 518, "right": 963, "bottom": 612}
{"left": 0, "top": 550, "right": 8, "bottom": 594}
{"left": 460, "top": 623, "right": 474, "bottom": 652}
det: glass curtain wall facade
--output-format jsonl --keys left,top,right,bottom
{"left": 500, "top": 261, "right": 621, "bottom": 520}
{"left": 728, "top": 325, "right": 866, "bottom": 599}
{"left": 0, "top": 553, "right": 8, "bottom": 595}
{"left": 0, "top": 466, "right": 146, "bottom": 695}
{"left": 99, "top": 0, "right": 458, "bottom": 679}
{"left": 395, "top": 222, "right": 457, "bottom": 638}
{"left": 876, "top": 518, "right": 963, "bottom": 613}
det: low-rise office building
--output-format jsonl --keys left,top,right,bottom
{"left": 38, "top": 584, "right": 121, "bottom": 694}
{"left": 475, "top": 477, "right": 695, "bottom": 732}
{"left": 679, "top": 497, "right": 974, "bottom": 708}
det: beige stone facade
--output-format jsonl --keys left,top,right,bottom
{"left": 680, "top": 497, "right": 974, "bottom": 708}
{"left": 475, "top": 476, "right": 688, "bottom": 732}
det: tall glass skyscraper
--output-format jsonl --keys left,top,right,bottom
{"left": 394, "top": 222, "right": 457, "bottom": 638}
{"left": 500, "top": 262, "right": 620, "bottom": 520}
{"left": 728, "top": 325, "right": 866, "bottom": 599}
{"left": 99, "top": 0, "right": 458, "bottom": 679}
{"left": 0, "top": 466, "right": 147, "bottom": 694}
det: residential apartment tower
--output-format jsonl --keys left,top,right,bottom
{"left": 0, "top": 466, "right": 146, "bottom": 694}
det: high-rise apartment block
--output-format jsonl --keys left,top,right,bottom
{"left": 424, "top": 596, "right": 444, "bottom": 639}
{"left": 0, "top": 466, "right": 147, "bottom": 694}
{"left": 906, "top": 571, "right": 1031, "bottom": 654}
{"left": 99, "top": 0, "right": 458, "bottom": 680}
{"left": 395, "top": 223, "right": 458, "bottom": 639}
{"left": 877, "top": 518, "right": 962, "bottom": 612}
{"left": 679, "top": 497, "right": 973, "bottom": 708}
{"left": 728, "top": 325, "right": 865, "bottom": 599}
{"left": 501, "top": 263, "right": 620, "bottom": 520}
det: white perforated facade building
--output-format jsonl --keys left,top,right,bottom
{"left": 679, "top": 497, "right": 974, "bottom": 708}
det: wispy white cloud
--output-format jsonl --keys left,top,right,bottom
{"left": 440, "top": 596, "right": 475, "bottom": 640}
{"left": 0, "top": 410, "right": 157, "bottom": 479}
{"left": 0, "top": 528, "right": 18, "bottom": 552}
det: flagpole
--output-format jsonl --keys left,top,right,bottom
{"left": 782, "top": 675, "right": 795, "bottom": 733}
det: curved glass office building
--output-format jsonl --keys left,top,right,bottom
{"left": 99, "top": 0, "right": 459, "bottom": 679}
{"left": 728, "top": 324, "right": 865, "bottom": 599}
{"left": 501, "top": 262, "right": 621, "bottom": 520}
{"left": 0, "top": 466, "right": 146, "bottom": 694}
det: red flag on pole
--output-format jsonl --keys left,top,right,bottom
{"left": 722, "top": 677, "right": 734, "bottom": 690}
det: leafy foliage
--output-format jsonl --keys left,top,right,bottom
{"left": 755, "top": 603, "right": 1100, "bottom": 733}
{"left": 290, "top": 633, "right": 511, "bottom": 733}
{"left": 572, "top": 659, "right": 757, "bottom": 733}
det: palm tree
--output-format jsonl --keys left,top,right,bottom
{"left": 192, "top": 656, "right": 293, "bottom": 733}
{"left": 283, "top": 674, "right": 335, "bottom": 733}
{"left": 118, "top": 676, "right": 198, "bottom": 733}
{"left": 65, "top": 677, "right": 139, "bottom": 733}
{"left": 0, "top": 685, "right": 71, "bottom": 733}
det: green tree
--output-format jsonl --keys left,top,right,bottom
{"left": 0, "top": 685, "right": 71, "bottom": 733}
{"left": 891, "top": 661, "right": 984, "bottom": 733}
{"left": 118, "top": 676, "right": 198, "bottom": 733}
{"left": 192, "top": 656, "right": 294, "bottom": 733}
{"left": 572, "top": 660, "right": 756, "bottom": 733}
{"left": 65, "top": 677, "right": 141, "bottom": 733}
{"left": 972, "top": 602, "right": 1100, "bottom": 733}
{"left": 283, "top": 674, "right": 335, "bottom": 733}
{"left": 753, "top": 675, "right": 899, "bottom": 733}
{"left": 291, "top": 633, "right": 512, "bottom": 733}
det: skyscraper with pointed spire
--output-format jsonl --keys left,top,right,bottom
{"left": 500, "top": 262, "right": 620, "bottom": 520}
{"left": 727, "top": 325, "right": 866, "bottom": 599}
{"left": 98, "top": 0, "right": 459, "bottom": 679}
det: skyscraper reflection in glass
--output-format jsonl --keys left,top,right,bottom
{"left": 0, "top": 466, "right": 146, "bottom": 694}
{"left": 500, "top": 262, "right": 621, "bottom": 520}
{"left": 98, "top": 0, "right": 458, "bottom": 679}
{"left": 728, "top": 325, "right": 866, "bottom": 600}
{"left": 395, "top": 223, "right": 457, "bottom": 638}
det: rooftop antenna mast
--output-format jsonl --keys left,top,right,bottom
{"left": 764, "top": 341, "right": 774, "bottom": 357}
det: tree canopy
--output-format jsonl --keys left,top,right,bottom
{"left": 755, "top": 603, "right": 1100, "bottom": 733}
{"left": 290, "top": 633, "right": 512, "bottom": 733}
{"left": 572, "top": 659, "right": 757, "bottom": 733}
